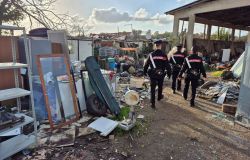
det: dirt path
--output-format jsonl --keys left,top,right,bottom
{"left": 114, "top": 84, "right": 250, "bottom": 160}
{"left": 17, "top": 82, "right": 250, "bottom": 160}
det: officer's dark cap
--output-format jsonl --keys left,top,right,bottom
{"left": 177, "top": 44, "right": 182, "bottom": 48}
{"left": 154, "top": 39, "right": 163, "bottom": 45}
{"left": 192, "top": 46, "right": 199, "bottom": 54}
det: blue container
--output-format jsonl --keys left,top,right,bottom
{"left": 108, "top": 58, "right": 115, "bottom": 70}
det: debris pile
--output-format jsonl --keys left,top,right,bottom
{"left": 198, "top": 81, "right": 240, "bottom": 104}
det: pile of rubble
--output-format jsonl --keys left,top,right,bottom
{"left": 198, "top": 81, "right": 240, "bottom": 104}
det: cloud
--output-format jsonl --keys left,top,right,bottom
{"left": 91, "top": 7, "right": 132, "bottom": 23}
{"left": 134, "top": 8, "right": 149, "bottom": 19}
{"left": 152, "top": 13, "right": 174, "bottom": 25}
{"left": 89, "top": 7, "right": 173, "bottom": 25}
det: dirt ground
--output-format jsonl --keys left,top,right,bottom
{"left": 120, "top": 87, "right": 250, "bottom": 160}
{"left": 17, "top": 80, "right": 250, "bottom": 160}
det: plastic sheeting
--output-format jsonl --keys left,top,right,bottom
{"left": 236, "top": 44, "right": 250, "bottom": 127}
{"left": 230, "top": 51, "right": 245, "bottom": 78}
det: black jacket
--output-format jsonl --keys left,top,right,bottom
{"left": 179, "top": 54, "right": 207, "bottom": 78}
{"left": 144, "top": 49, "right": 171, "bottom": 78}
{"left": 169, "top": 51, "right": 186, "bottom": 68}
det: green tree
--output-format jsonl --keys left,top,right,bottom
{"left": 153, "top": 31, "right": 160, "bottom": 39}
{"left": 141, "top": 41, "right": 153, "bottom": 55}
{"left": 0, "top": 0, "right": 90, "bottom": 36}
{"left": 211, "top": 28, "right": 230, "bottom": 41}
{"left": 0, "top": 0, "right": 24, "bottom": 26}
{"left": 132, "top": 29, "right": 142, "bottom": 40}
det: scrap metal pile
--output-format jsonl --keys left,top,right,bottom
{"left": 0, "top": 107, "right": 24, "bottom": 130}
{"left": 197, "top": 81, "right": 240, "bottom": 104}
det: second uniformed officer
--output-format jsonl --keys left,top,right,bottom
{"left": 144, "top": 40, "right": 171, "bottom": 109}
{"left": 169, "top": 44, "right": 186, "bottom": 94}
{"left": 178, "top": 46, "right": 206, "bottom": 107}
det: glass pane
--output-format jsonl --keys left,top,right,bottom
{"left": 38, "top": 56, "right": 77, "bottom": 126}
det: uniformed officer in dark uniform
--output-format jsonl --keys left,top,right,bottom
{"left": 144, "top": 40, "right": 171, "bottom": 109}
{"left": 178, "top": 46, "right": 207, "bottom": 107}
{"left": 169, "top": 44, "right": 186, "bottom": 94}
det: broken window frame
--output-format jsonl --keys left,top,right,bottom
{"left": 36, "top": 54, "right": 80, "bottom": 130}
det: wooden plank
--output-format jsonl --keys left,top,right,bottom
{"left": 222, "top": 104, "right": 237, "bottom": 115}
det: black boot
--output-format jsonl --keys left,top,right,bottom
{"left": 182, "top": 94, "right": 187, "bottom": 100}
{"left": 151, "top": 103, "right": 156, "bottom": 109}
{"left": 172, "top": 90, "right": 176, "bottom": 94}
{"left": 157, "top": 95, "right": 164, "bottom": 101}
{"left": 190, "top": 100, "right": 195, "bottom": 107}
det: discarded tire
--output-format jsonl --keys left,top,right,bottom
{"left": 86, "top": 94, "right": 107, "bottom": 116}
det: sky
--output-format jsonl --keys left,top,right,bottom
{"left": 54, "top": 0, "right": 196, "bottom": 34}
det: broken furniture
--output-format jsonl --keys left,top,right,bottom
{"left": 85, "top": 56, "right": 121, "bottom": 115}
{"left": 0, "top": 25, "right": 37, "bottom": 160}
{"left": 36, "top": 54, "right": 80, "bottom": 130}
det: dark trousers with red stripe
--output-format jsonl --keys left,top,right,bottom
{"left": 150, "top": 77, "right": 164, "bottom": 105}
{"left": 183, "top": 75, "right": 198, "bottom": 103}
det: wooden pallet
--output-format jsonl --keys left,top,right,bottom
{"left": 222, "top": 104, "right": 237, "bottom": 115}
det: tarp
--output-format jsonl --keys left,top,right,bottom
{"left": 230, "top": 51, "right": 245, "bottom": 78}
{"left": 235, "top": 44, "right": 250, "bottom": 127}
